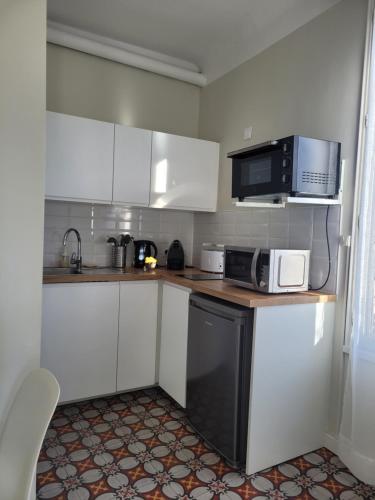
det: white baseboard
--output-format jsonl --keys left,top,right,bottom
{"left": 324, "top": 432, "right": 375, "bottom": 486}
{"left": 324, "top": 432, "right": 338, "bottom": 454}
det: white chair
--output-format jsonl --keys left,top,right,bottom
{"left": 0, "top": 368, "right": 60, "bottom": 500}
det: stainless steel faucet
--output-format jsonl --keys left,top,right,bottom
{"left": 63, "top": 228, "right": 82, "bottom": 273}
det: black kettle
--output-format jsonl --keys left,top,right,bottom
{"left": 133, "top": 240, "right": 158, "bottom": 268}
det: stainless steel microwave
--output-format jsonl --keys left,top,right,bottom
{"left": 228, "top": 135, "right": 341, "bottom": 201}
{"left": 224, "top": 247, "right": 310, "bottom": 293}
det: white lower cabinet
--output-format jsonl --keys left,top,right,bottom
{"left": 42, "top": 278, "right": 336, "bottom": 473}
{"left": 117, "top": 281, "right": 159, "bottom": 391}
{"left": 246, "top": 302, "right": 335, "bottom": 474}
{"left": 158, "top": 282, "right": 191, "bottom": 407}
{"left": 41, "top": 282, "right": 119, "bottom": 403}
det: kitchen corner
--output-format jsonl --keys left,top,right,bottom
{"left": 4, "top": 0, "right": 375, "bottom": 497}
{"left": 41, "top": 108, "right": 339, "bottom": 475}
{"left": 43, "top": 265, "right": 335, "bottom": 308}
{"left": 41, "top": 262, "right": 336, "bottom": 473}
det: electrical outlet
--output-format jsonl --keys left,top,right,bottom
{"left": 243, "top": 126, "right": 253, "bottom": 140}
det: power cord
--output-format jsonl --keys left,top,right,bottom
{"left": 310, "top": 205, "right": 331, "bottom": 291}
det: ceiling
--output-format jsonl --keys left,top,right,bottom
{"left": 47, "top": 0, "right": 342, "bottom": 84}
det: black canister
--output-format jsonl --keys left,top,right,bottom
{"left": 167, "top": 240, "right": 185, "bottom": 270}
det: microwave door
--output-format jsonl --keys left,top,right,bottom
{"left": 250, "top": 248, "right": 261, "bottom": 291}
{"left": 232, "top": 150, "right": 287, "bottom": 199}
{"left": 224, "top": 250, "right": 255, "bottom": 286}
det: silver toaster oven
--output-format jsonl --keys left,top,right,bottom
{"left": 228, "top": 135, "right": 341, "bottom": 201}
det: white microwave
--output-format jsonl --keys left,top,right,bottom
{"left": 224, "top": 247, "right": 310, "bottom": 294}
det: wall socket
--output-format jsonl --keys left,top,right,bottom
{"left": 243, "top": 126, "right": 253, "bottom": 140}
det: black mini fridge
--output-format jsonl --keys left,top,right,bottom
{"left": 186, "top": 293, "right": 254, "bottom": 467}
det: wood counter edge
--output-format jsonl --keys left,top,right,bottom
{"left": 43, "top": 268, "right": 336, "bottom": 308}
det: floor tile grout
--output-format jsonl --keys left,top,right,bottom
{"left": 37, "top": 387, "right": 375, "bottom": 499}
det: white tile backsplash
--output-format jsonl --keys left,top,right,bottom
{"left": 44, "top": 201, "right": 340, "bottom": 293}
{"left": 44, "top": 201, "right": 194, "bottom": 268}
{"left": 193, "top": 205, "right": 340, "bottom": 293}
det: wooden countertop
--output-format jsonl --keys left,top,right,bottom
{"left": 43, "top": 267, "right": 336, "bottom": 308}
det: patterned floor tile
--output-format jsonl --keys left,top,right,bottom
{"left": 37, "top": 388, "right": 375, "bottom": 499}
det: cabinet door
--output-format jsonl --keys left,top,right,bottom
{"left": 150, "top": 132, "right": 219, "bottom": 211}
{"left": 159, "top": 282, "right": 191, "bottom": 407}
{"left": 113, "top": 124, "right": 152, "bottom": 206}
{"left": 46, "top": 111, "right": 114, "bottom": 202}
{"left": 117, "top": 281, "right": 158, "bottom": 391}
{"left": 41, "top": 283, "right": 119, "bottom": 402}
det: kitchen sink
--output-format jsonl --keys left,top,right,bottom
{"left": 43, "top": 267, "right": 134, "bottom": 276}
{"left": 82, "top": 268, "right": 133, "bottom": 275}
{"left": 43, "top": 268, "right": 76, "bottom": 275}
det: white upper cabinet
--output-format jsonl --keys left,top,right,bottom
{"left": 46, "top": 111, "right": 114, "bottom": 203}
{"left": 46, "top": 112, "right": 220, "bottom": 211}
{"left": 113, "top": 124, "right": 152, "bottom": 206}
{"left": 150, "top": 132, "right": 220, "bottom": 212}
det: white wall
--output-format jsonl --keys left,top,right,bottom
{"left": 196, "top": 0, "right": 368, "bottom": 434}
{"left": 0, "top": 0, "right": 46, "bottom": 427}
{"left": 47, "top": 43, "right": 200, "bottom": 138}
{"left": 199, "top": 0, "right": 366, "bottom": 213}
